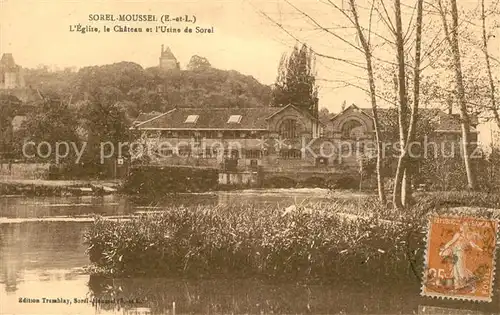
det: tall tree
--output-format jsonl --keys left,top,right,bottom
{"left": 480, "top": 0, "right": 500, "bottom": 130}
{"left": 261, "top": 0, "right": 445, "bottom": 205}
{"left": 392, "top": 0, "right": 410, "bottom": 208}
{"left": 437, "top": 0, "right": 478, "bottom": 190}
{"left": 272, "top": 44, "right": 319, "bottom": 117}
{"left": 347, "top": 0, "right": 387, "bottom": 204}
{"left": 392, "top": 0, "right": 425, "bottom": 208}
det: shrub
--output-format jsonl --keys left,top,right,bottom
{"left": 84, "top": 192, "right": 500, "bottom": 282}
{"left": 123, "top": 165, "right": 219, "bottom": 195}
{"left": 332, "top": 176, "right": 359, "bottom": 190}
{"left": 84, "top": 200, "right": 423, "bottom": 281}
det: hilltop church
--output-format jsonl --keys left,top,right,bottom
{"left": 0, "top": 53, "right": 25, "bottom": 90}
{"left": 159, "top": 45, "right": 180, "bottom": 70}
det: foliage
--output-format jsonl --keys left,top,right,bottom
{"left": 22, "top": 62, "right": 272, "bottom": 115}
{"left": 186, "top": 55, "right": 212, "bottom": 70}
{"left": 14, "top": 97, "right": 80, "bottom": 163}
{"left": 123, "top": 166, "right": 219, "bottom": 195}
{"left": 75, "top": 62, "right": 146, "bottom": 96}
{"left": 0, "top": 95, "right": 21, "bottom": 158}
{"left": 418, "top": 145, "right": 499, "bottom": 191}
{"left": 23, "top": 66, "right": 77, "bottom": 99}
{"left": 73, "top": 88, "right": 131, "bottom": 177}
{"left": 272, "top": 44, "right": 318, "bottom": 116}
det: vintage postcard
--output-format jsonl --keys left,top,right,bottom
{"left": 422, "top": 216, "right": 498, "bottom": 302}
{"left": 1, "top": 0, "right": 500, "bottom": 314}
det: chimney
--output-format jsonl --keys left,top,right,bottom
{"left": 161, "top": 44, "right": 164, "bottom": 53}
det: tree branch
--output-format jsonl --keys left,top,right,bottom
{"left": 284, "top": 0, "right": 365, "bottom": 54}
{"left": 257, "top": 9, "right": 367, "bottom": 70}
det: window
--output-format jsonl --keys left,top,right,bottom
{"left": 199, "top": 148, "right": 219, "bottom": 158}
{"left": 280, "top": 149, "right": 302, "bottom": 160}
{"left": 224, "top": 149, "right": 240, "bottom": 159}
{"left": 185, "top": 115, "right": 199, "bottom": 123}
{"left": 203, "top": 148, "right": 215, "bottom": 158}
{"left": 227, "top": 115, "right": 242, "bottom": 124}
{"left": 178, "top": 146, "right": 191, "bottom": 157}
{"left": 160, "top": 148, "right": 173, "bottom": 157}
{"left": 245, "top": 150, "right": 262, "bottom": 159}
{"left": 193, "top": 131, "right": 202, "bottom": 141}
{"left": 356, "top": 141, "right": 365, "bottom": 153}
{"left": 279, "top": 119, "right": 299, "bottom": 139}
{"left": 341, "top": 120, "right": 364, "bottom": 139}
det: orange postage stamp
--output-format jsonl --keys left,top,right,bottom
{"left": 421, "top": 216, "right": 498, "bottom": 302}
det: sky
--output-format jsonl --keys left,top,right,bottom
{"left": 0, "top": 0, "right": 497, "bottom": 115}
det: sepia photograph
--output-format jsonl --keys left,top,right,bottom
{"left": 0, "top": 0, "right": 499, "bottom": 314}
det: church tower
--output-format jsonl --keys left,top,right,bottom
{"left": 159, "top": 45, "right": 180, "bottom": 70}
{"left": 0, "top": 53, "right": 25, "bottom": 89}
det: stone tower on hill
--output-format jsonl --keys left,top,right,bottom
{"left": 0, "top": 53, "right": 25, "bottom": 89}
{"left": 159, "top": 45, "right": 180, "bottom": 70}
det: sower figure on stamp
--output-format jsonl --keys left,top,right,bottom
{"left": 439, "top": 222, "right": 483, "bottom": 290}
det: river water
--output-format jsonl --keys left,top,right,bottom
{"left": 0, "top": 189, "right": 495, "bottom": 314}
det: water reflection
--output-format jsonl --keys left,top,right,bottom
{"left": 1, "top": 190, "right": 497, "bottom": 314}
{"left": 0, "top": 188, "right": 335, "bottom": 219}
{"left": 0, "top": 222, "right": 90, "bottom": 292}
{"left": 87, "top": 276, "right": 422, "bottom": 314}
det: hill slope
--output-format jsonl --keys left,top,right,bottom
{"left": 22, "top": 62, "right": 272, "bottom": 117}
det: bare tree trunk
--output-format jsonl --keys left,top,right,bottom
{"left": 449, "top": 0, "right": 477, "bottom": 190}
{"left": 348, "top": 0, "right": 386, "bottom": 204}
{"left": 392, "top": 0, "right": 409, "bottom": 209}
{"left": 437, "top": 0, "right": 477, "bottom": 190}
{"left": 481, "top": 0, "right": 500, "bottom": 130}
{"left": 402, "top": 0, "right": 424, "bottom": 207}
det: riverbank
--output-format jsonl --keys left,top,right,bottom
{"left": 0, "top": 179, "right": 122, "bottom": 197}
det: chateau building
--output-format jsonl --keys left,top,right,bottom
{"left": 0, "top": 53, "right": 25, "bottom": 89}
{"left": 159, "top": 45, "right": 180, "bottom": 70}
{"left": 130, "top": 104, "right": 477, "bottom": 183}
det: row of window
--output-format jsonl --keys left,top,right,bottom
{"left": 146, "top": 130, "right": 264, "bottom": 139}
{"left": 157, "top": 148, "right": 261, "bottom": 159}
{"left": 154, "top": 148, "right": 304, "bottom": 160}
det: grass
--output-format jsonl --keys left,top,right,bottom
{"left": 85, "top": 202, "right": 414, "bottom": 280}
{"left": 84, "top": 191, "right": 500, "bottom": 280}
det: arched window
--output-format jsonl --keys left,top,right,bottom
{"left": 279, "top": 119, "right": 299, "bottom": 139}
{"left": 341, "top": 120, "right": 364, "bottom": 139}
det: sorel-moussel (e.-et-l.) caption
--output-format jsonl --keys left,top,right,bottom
{"left": 69, "top": 13, "right": 214, "bottom": 34}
